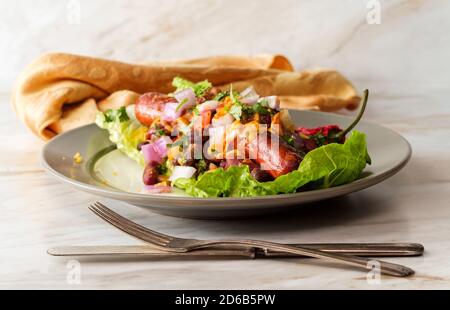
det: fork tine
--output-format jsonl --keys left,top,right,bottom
{"left": 93, "top": 202, "right": 173, "bottom": 242}
{"left": 89, "top": 204, "right": 169, "bottom": 247}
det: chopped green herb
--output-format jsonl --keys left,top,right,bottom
{"left": 225, "top": 85, "right": 276, "bottom": 121}
{"left": 157, "top": 161, "right": 169, "bottom": 175}
{"left": 167, "top": 135, "right": 189, "bottom": 149}
{"left": 282, "top": 135, "right": 295, "bottom": 146}
{"left": 149, "top": 124, "right": 167, "bottom": 137}
{"left": 213, "top": 91, "right": 229, "bottom": 101}
{"left": 252, "top": 102, "right": 271, "bottom": 115}
{"left": 314, "top": 133, "right": 327, "bottom": 146}
{"left": 229, "top": 85, "right": 240, "bottom": 104}
{"left": 258, "top": 98, "right": 269, "bottom": 107}
{"left": 228, "top": 104, "right": 243, "bottom": 120}
{"left": 175, "top": 98, "right": 189, "bottom": 112}
{"left": 228, "top": 85, "right": 244, "bottom": 120}
{"left": 104, "top": 107, "right": 129, "bottom": 123}
{"left": 117, "top": 107, "right": 130, "bottom": 122}
{"left": 196, "top": 159, "right": 208, "bottom": 175}
{"left": 156, "top": 129, "right": 166, "bottom": 137}
{"left": 104, "top": 109, "right": 115, "bottom": 123}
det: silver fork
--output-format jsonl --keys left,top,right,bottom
{"left": 89, "top": 202, "right": 414, "bottom": 277}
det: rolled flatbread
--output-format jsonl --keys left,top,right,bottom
{"left": 12, "top": 53, "right": 359, "bottom": 140}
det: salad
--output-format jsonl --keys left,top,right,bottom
{"left": 96, "top": 77, "right": 370, "bottom": 198}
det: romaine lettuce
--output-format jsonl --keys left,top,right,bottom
{"left": 174, "top": 131, "right": 370, "bottom": 197}
{"left": 95, "top": 107, "right": 147, "bottom": 166}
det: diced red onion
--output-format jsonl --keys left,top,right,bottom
{"left": 262, "top": 96, "right": 280, "bottom": 110}
{"left": 241, "top": 95, "right": 260, "bottom": 105}
{"left": 212, "top": 113, "right": 234, "bottom": 127}
{"left": 240, "top": 86, "right": 260, "bottom": 105}
{"left": 224, "top": 159, "right": 240, "bottom": 169}
{"left": 174, "top": 88, "right": 196, "bottom": 110}
{"left": 162, "top": 102, "right": 180, "bottom": 122}
{"left": 198, "top": 100, "right": 219, "bottom": 113}
{"left": 159, "top": 135, "right": 173, "bottom": 146}
{"left": 240, "top": 86, "right": 253, "bottom": 97}
{"left": 162, "top": 89, "right": 196, "bottom": 121}
{"left": 143, "top": 185, "right": 172, "bottom": 193}
{"left": 141, "top": 136, "right": 172, "bottom": 164}
{"left": 169, "top": 166, "right": 197, "bottom": 183}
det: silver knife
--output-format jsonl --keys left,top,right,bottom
{"left": 48, "top": 243, "right": 424, "bottom": 258}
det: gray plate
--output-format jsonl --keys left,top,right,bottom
{"left": 41, "top": 110, "right": 411, "bottom": 219}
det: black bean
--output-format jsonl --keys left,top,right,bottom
{"left": 143, "top": 161, "right": 159, "bottom": 185}
{"left": 259, "top": 113, "right": 271, "bottom": 125}
{"left": 137, "top": 141, "right": 149, "bottom": 151}
{"left": 251, "top": 168, "right": 273, "bottom": 182}
{"left": 204, "top": 87, "right": 221, "bottom": 100}
{"left": 304, "top": 139, "right": 317, "bottom": 152}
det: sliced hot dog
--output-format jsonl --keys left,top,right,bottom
{"left": 135, "top": 92, "right": 177, "bottom": 126}
{"left": 247, "top": 132, "right": 301, "bottom": 178}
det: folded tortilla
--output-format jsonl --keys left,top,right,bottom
{"left": 12, "top": 53, "right": 360, "bottom": 140}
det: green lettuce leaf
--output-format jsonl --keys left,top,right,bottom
{"left": 95, "top": 107, "right": 147, "bottom": 166}
{"left": 172, "top": 77, "right": 212, "bottom": 96}
{"left": 174, "top": 131, "right": 370, "bottom": 197}
{"left": 174, "top": 166, "right": 273, "bottom": 198}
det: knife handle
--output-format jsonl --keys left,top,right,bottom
{"left": 258, "top": 243, "right": 424, "bottom": 257}
{"left": 48, "top": 245, "right": 256, "bottom": 258}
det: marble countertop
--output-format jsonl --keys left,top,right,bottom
{"left": 1, "top": 0, "right": 449, "bottom": 289}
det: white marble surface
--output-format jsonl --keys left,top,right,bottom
{"left": 1, "top": 0, "right": 450, "bottom": 289}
